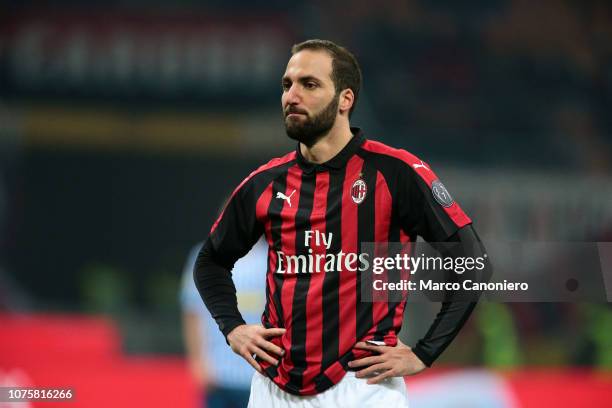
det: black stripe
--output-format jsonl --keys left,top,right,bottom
{"left": 267, "top": 364, "right": 279, "bottom": 380}
{"left": 377, "top": 235, "right": 403, "bottom": 336}
{"left": 262, "top": 187, "right": 272, "bottom": 326}
{"left": 320, "top": 169, "right": 345, "bottom": 373}
{"left": 379, "top": 183, "right": 405, "bottom": 337}
{"left": 356, "top": 161, "right": 377, "bottom": 341}
{"left": 268, "top": 172, "right": 288, "bottom": 328}
{"left": 286, "top": 170, "right": 315, "bottom": 390}
{"left": 314, "top": 373, "right": 334, "bottom": 393}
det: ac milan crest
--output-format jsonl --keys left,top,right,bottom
{"left": 351, "top": 179, "right": 367, "bottom": 204}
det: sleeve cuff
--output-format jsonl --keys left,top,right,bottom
{"left": 412, "top": 344, "right": 435, "bottom": 367}
{"left": 221, "top": 318, "right": 247, "bottom": 344}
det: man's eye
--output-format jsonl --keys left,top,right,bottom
{"left": 282, "top": 82, "right": 291, "bottom": 91}
{"left": 305, "top": 82, "right": 317, "bottom": 89}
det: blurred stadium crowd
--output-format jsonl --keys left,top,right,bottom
{"left": 0, "top": 1, "right": 611, "bottom": 404}
{"left": 320, "top": 0, "right": 612, "bottom": 173}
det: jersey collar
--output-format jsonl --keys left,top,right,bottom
{"left": 296, "top": 127, "right": 366, "bottom": 173}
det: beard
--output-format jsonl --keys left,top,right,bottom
{"left": 284, "top": 94, "right": 339, "bottom": 148}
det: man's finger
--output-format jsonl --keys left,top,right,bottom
{"left": 256, "top": 337, "right": 285, "bottom": 357}
{"left": 367, "top": 368, "right": 394, "bottom": 385}
{"left": 252, "top": 345, "right": 279, "bottom": 366}
{"left": 355, "top": 363, "right": 389, "bottom": 378}
{"left": 262, "top": 328, "right": 286, "bottom": 338}
{"left": 348, "top": 355, "right": 384, "bottom": 368}
{"left": 354, "top": 341, "right": 385, "bottom": 352}
{"left": 242, "top": 352, "right": 263, "bottom": 373}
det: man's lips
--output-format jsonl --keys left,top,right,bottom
{"left": 285, "top": 108, "right": 307, "bottom": 117}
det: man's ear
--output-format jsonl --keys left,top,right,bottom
{"left": 338, "top": 89, "right": 355, "bottom": 115}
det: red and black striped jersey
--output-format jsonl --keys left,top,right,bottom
{"left": 207, "top": 128, "right": 471, "bottom": 395}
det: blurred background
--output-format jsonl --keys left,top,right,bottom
{"left": 1, "top": 0, "right": 611, "bottom": 407}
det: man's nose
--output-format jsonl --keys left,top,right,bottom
{"left": 285, "top": 84, "right": 302, "bottom": 104}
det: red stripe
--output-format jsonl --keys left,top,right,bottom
{"left": 392, "top": 230, "right": 411, "bottom": 331}
{"left": 322, "top": 361, "right": 346, "bottom": 385}
{"left": 362, "top": 140, "right": 471, "bottom": 228}
{"left": 277, "top": 164, "right": 302, "bottom": 389}
{"left": 256, "top": 181, "right": 274, "bottom": 223}
{"left": 266, "top": 248, "right": 280, "bottom": 327}
{"left": 338, "top": 155, "right": 364, "bottom": 358}
{"left": 302, "top": 171, "right": 329, "bottom": 391}
{"left": 210, "top": 151, "right": 296, "bottom": 234}
{"left": 260, "top": 243, "right": 282, "bottom": 381}
{"left": 256, "top": 182, "right": 279, "bottom": 327}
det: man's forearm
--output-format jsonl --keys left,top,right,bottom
{"left": 412, "top": 225, "right": 491, "bottom": 366}
{"left": 193, "top": 239, "right": 246, "bottom": 338}
{"left": 412, "top": 301, "right": 477, "bottom": 366}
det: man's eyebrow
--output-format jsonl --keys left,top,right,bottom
{"left": 298, "top": 75, "right": 321, "bottom": 83}
{"left": 281, "top": 75, "right": 322, "bottom": 83}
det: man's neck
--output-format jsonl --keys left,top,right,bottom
{"left": 299, "top": 121, "right": 353, "bottom": 164}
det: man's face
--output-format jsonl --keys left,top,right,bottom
{"left": 281, "top": 50, "right": 339, "bottom": 147}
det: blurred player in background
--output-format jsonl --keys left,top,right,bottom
{"left": 181, "top": 237, "right": 267, "bottom": 408}
{"left": 195, "top": 39, "right": 490, "bottom": 407}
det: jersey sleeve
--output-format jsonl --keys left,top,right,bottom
{"left": 195, "top": 176, "right": 264, "bottom": 339}
{"left": 208, "top": 177, "right": 264, "bottom": 267}
{"left": 411, "top": 224, "right": 491, "bottom": 366}
{"left": 396, "top": 155, "right": 472, "bottom": 242}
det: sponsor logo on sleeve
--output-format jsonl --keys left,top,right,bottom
{"left": 431, "top": 180, "right": 454, "bottom": 207}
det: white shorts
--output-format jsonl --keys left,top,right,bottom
{"left": 247, "top": 370, "right": 409, "bottom": 408}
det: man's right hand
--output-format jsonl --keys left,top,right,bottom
{"left": 227, "top": 324, "right": 286, "bottom": 373}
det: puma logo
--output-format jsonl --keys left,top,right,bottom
{"left": 276, "top": 190, "right": 296, "bottom": 207}
{"left": 412, "top": 160, "right": 429, "bottom": 171}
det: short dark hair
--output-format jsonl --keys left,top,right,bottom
{"left": 291, "top": 39, "right": 362, "bottom": 117}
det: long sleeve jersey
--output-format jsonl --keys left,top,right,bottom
{"left": 195, "top": 128, "right": 486, "bottom": 395}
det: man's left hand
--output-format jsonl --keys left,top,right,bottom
{"left": 348, "top": 339, "right": 426, "bottom": 384}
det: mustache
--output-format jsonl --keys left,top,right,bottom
{"left": 285, "top": 106, "right": 308, "bottom": 116}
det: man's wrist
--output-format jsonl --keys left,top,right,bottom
{"left": 411, "top": 344, "right": 434, "bottom": 368}
{"left": 222, "top": 319, "right": 247, "bottom": 343}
